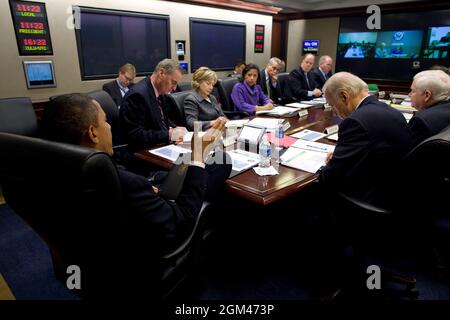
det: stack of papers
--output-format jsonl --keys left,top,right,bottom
{"left": 256, "top": 106, "right": 300, "bottom": 116}
{"left": 247, "top": 118, "right": 290, "bottom": 131}
{"left": 280, "top": 140, "right": 334, "bottom": 173}
{"left": 285, "top": 102, "right": 313, "bottom": 109}
{"left": 149, "top": 144, "right": 191, "bottom": 162}
{"left": 291, "top": 129, "right": 326, "bottom": 141}
{"left": 226, "top": 149, "right": 260, "bottom": 172}
{"left": 225, "top": 119, "right": 249, "bottom": 128}
{"left": 300, "top": 100, "right": 325, "bottom": 106}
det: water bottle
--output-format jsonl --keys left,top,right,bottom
{"left": 259, "top": 135, "right": 271, "bottom": 168}
{"left": 274, "top": 123, "right": 285, "bottom": 148}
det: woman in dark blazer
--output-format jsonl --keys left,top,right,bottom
{"left": 184, "top": 67, "right": 228, "bottom": 131}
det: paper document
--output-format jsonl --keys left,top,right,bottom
{"left": 256, "top": 106, "right": 299, "bottom": 116}
{"left": 253, "top": 166, "right": 278, "bottom": 176}
{"left": 226, "top": 149, "right": 260, "bottom": 172}
{"left": 292, "top": 139, "right": 335, "bottom": 153}
{"left": 149, "top": 144, "right": 191, "bottom": 162}
{"left": 280, "top": 147, "right": 327, "bottom": 173}
{"left": 285, "top": 102, "right": 313, "bottom": 109}
{"left": 225, "top": 119, "right": 249, "bottom": 128}
{"left": 326, "top": 133, "right": 338, "bottom": 141}
{"left": 247, "top": 117, "right": 285, "bottom": 130}
{"left": 300, "top": 100, "right": 324, "bottom": 106}
{"left": 183, "top": 131, "right": 205, "bottom": 143}
{"left": 291, "top": 129, "right": 326, "bottom": 141}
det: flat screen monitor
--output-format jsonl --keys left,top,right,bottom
{"left": 338, "top": 32, "right": 378, "bottom": 58}
{"left": 23, "top": 60, "right": 56, "bottom": 88}
{"left": 302, "top": 40, "right": 319, "bottom": 55}
{"left": 423, "top": 26, "right": 450, "bottom": 59}
{"left": 374, "top": 30, "right": 423, "bottom": 59}
{"left": 190, "top": 18, "right": 246, "bottom": 72}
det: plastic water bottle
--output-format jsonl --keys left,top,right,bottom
{"left": 259, "top": 135, "right": 271, "bottom": 168}
{"left": 275, "top": 123, "right": 285, "bottom": 148}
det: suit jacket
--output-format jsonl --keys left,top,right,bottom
{"left": 259, "top": 69, "right": 282, "bottom": 102}
{"left": 310, "top": 67, "right": 332, "bottom": 90}
{"left": 184, "top": 91, "right": 225, "bottom": 131}
{"left": 118, "top": 164, "right": 207, "bottom": 254}
{"left": 119, "top": 76, "right": 175, "bottom": 153}
{"left": 288, "top": 67, "right": 318, "bottom": 101}
{"left": 320, "top": 96, "right": 413, "bottom": 206}
{"left": 408, "top": 100, "right": 450, "bottom": 146}
{"left": 103, "top": 80, "right": 133, "bottom": 107}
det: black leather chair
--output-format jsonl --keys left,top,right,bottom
{"left": 215, "top": 78, "right": 248, "bottom": 119}
{"left": 277, "top": 72, "right": 297, "bottom": 104}
{"left": 177, "top": 82, "right": 193, "bottom": 92}
{"left": 86, "top": 90, "right": 122, "bottom": 148}
{"left": 0, "top": 97, "right": 38, "bottom": 137}
{"left": 0, "top": 132, "right": 212, "bottom": 299}
{"left": 329, "top": 125, "right": 450, "bottom": 299}
{"left": 166, "top": 90, "right": 193, "bottom": 127}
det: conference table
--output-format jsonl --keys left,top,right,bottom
{"left": 135, "top": 107, "right": 341, "bottom": 206}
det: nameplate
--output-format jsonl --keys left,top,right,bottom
{"left": 298, "top": 109, "right": 309, "bottom": 118}
{"left": 324, "top": 124, "right": 339, "bottom": 135}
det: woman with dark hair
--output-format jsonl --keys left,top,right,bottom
{"left": 230, "top": 63, "right": 273, "bottom": 114}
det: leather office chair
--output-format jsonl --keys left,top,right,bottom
{"left": 277, "top": 72, "right": 296, "bottom": 104}
{"left": 214, "top": 78, "right": 248, "bottom": 119}
{"left": 177, "top": 82, "right": 193, "bottom": 92}
{"left": 0, "top": 132, "right": 212, "bottom": 299}
{"left": 329, "top": 125, "right": 450, "bottom": 299}
{"left": 165, "top": 90, "right": 193, "bottom": 127}
{"left": 0, "top": 97, "right": 39, "bottom": 137}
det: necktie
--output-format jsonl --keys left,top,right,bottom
{"left": 266, "top": 78, "right": 271, "bottom": 99}
{"left": 157, "top": 96, "right": 168, "bottom": 131}
{"left": 305, "top": 72, "right": 311, "bottom": 90}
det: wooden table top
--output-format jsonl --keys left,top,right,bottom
{"left": 135, "top": 107, "right": 341, "bottom": 206}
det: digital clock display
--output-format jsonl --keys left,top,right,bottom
{"left": 9, "top": 0, "right": 53, "bottom": 55}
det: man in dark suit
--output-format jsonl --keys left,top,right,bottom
{"left": 310, "top": 55, "right": 333, "bottom": 90}
{"left": 120, "top": 59, "right": 188, "bottom": 154}
{"left": 408, "top": 69, "right": 450, "bottom": 146}
{"left": 288, "top": 53, "right": 322, "bottom": 101}
{"left": 40, "top": 93, "right": 229, "bottom": 254}
{"left": 259, "top": 57, "right": 283, "bottom": 103}
{"left": 227, "top": 61, "right": 246, "bottom": 78}
{"left": 102, "top": 63, "right": 136, "bottom": 108}
{"left": 320, "top": 72, "right": 413, "bottom": 206}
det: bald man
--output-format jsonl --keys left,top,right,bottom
{"left": 408, "top": 69, "right": 450, "bottom": 146}
{"left": 288, "top": 53, "right": 322, "bottom": 101}
{"left": 311, "top": 55, "right": 333, "bottom": 90}
{"left": 320, "top": 72, "right": 412, "bottom": 206}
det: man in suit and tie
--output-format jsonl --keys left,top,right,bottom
{"left": 102, "top": 63, "right": 136, "bottom": 107}
{"left": 320, "top": 72, "right": 413, "bottom": 206}
{"left": 259, "top": 57, "right": 283, "bottom": 103}
{"left": 408, "top": 69, "right": 450, "bottom": 146}
{"left": 288, "top": 53, "right": 322, "bottom": 101}
{"left": 311, "top": 55, "right": 333, "bottom": 90}
{"left": 119, "top": 59, "right": 188, "bottom": 175}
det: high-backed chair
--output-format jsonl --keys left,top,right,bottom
{"left": 215, "top": 78, "right": 248, "bottom": 119}
{"left": 277, "top": 72, "right": 296, "bottom": 104}
{"left": 177, "top": 82, "right": 193, "bottom": 92}
{"left": 166, "top": 90, "right": 193, "bottom": 127}
{"left": 86, "top": 90, "right": 121, "bottom": 148}
{"left": 0, "top": 97, "right": 38, "bottom": 137}
{"left": 330, "top": 125, "right": 450, "bottom": 299}
{"left": 0, "top": 132, "right": 212, "bottom": 299}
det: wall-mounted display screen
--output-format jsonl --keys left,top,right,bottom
{"left": 190, "top": 18, "right": 246, "bottom": 72}
{"left": 335, "top": 9, "right": 450, "bottom": 82}
{"left": 74, "top": 7, "right": 170, "bottom": 80}
{"left": 302, "top": 40, "right": 319, "bottom": 55}
{"left": 9, "top": 0, "right": 53, "bottom": 55}
{"left": 423, "top": 26, "right": 450, "bottom": 59}
{"left": 23, "top": 60, "right": 56, "bottom": 88}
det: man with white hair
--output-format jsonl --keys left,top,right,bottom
{"left": 320, "top": 72, "right": 413, "bottom": 205}
{"left": 311, "top": 55, "right": 333, "bottom": 90}
{"left": 259, "top": 57, "right": 283, "bottom": 102}
{"left": 408, "top": 69, "right": 450, "bottom": 146}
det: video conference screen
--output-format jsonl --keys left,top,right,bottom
{"left": 190, "top": 18, "right": 246, "bottom": 72}
{"left": 74, "top": 7, "right": 170, "bottom": 80}
{"left": 336, "top": 9, "right": 450, "bottom": 81}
